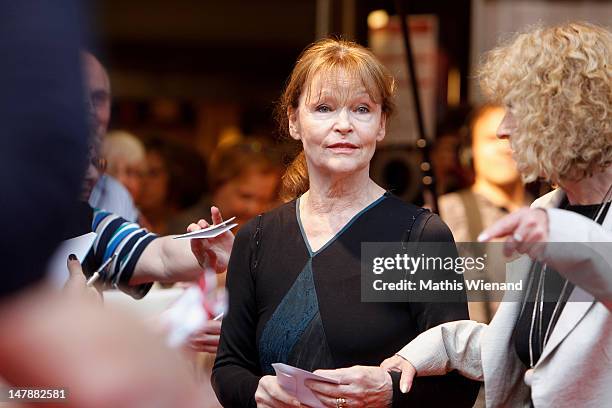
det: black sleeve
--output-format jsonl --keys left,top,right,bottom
{"left": 212, "top": 219, "right": 261, "bottom": 408}
{"left": 0, "top": 1, "right": 89, "bottom": 298}
{"left": 392, "top": 214, "right": 480, "bottom": 407}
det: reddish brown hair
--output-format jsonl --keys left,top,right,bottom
{"left": 277, "top": 38, "right": 396, "bottom": 201}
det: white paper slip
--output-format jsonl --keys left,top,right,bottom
{"left": 172, "top": 217, "right": 237, "bottom": 240}
{"left": 46, "top": 232, "right": 97, "bottom": 288}
{"left": 272, "top": 363, "right": 340, "bottom": 408}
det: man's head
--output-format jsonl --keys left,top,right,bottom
{"left": 80, "top": 51, "right": 111, "bottom": 200}
{"left": 82, "top": 51, "right": 111, "bottom": 140}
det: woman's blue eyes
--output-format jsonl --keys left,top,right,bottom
{"left": 314, "top": 105, "right": 370, "bottom": 113}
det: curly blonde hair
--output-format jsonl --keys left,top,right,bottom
{"left": 478, "top": 22, "right": 612, "bottom": 184}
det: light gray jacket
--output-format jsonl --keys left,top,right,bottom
{"left": 397, "top": 189, "right": 612, "bottom": 407}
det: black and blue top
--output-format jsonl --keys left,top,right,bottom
{"left": 212, "top": 192, "right": 479, "bottom": 407}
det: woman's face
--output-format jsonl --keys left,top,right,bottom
{"left": 288, "top": 72, "right": 386, "bottom": 177}
{"left": 108, "top": 158, "right": 145, "bottom": 204}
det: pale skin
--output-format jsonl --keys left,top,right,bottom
{"left": 129, "top": 206, "right": 234, "bottom": 286}
{"left": 63, "top": 206, "right": 233, "bottom": 354}
{"left": 380, "top": 107, "right": 612, "bottom": 393}
{"left": 254, "top": 72, "right": 393, "bottom": 408}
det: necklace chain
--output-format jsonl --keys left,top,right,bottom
{"left": 527, "top": 183, "right": 612, "bottom": 368}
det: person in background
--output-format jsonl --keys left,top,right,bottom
{"left": 140, "top": 137, "right": 208, "bottom": 235}
{"left": 170, "top": 137, "right": 282, "bottom": 234}
{"left": 82, "top": 50, "right": 140, "bottom": 221}
{"left": 430, "top": 105, "right": 474, "bottom": 196}
{"left": 102, "top": 130, "right": 147, "bottom": 205}
{"left": 72, "top": 122, "right": 233, "bottom": 299}
{"left": 438, "top": 104, "right": 530, "bottom": 323}
{"left": 176, "top": 137, "right": 283, "bottom": 408}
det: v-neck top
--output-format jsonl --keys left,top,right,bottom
{"left": 296, "top": 193, "right": 388, "bottom": 256}
{"left": 212, "top": 193, "right": 480, "bottom": 407}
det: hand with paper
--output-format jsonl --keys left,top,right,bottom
{"left": 181, "top": 206, "right": 236, "bottom": 274}
{"left": 255, "top": 375, "right": 302, "bottom": 408}
{"left": 266, "top": 363, "right": 340, "bottom": 408}
{"left": 304, "top": 366, "right": 393, "bottom": 408}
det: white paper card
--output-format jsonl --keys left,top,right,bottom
{"left": 172, "top": 217, "right": 237, "bottom": 240}
{"left": 46, "top": 232, "right": 97, "bottom": 288}
{"left": 272, "top": 363, "right": 340, "bottom": 408}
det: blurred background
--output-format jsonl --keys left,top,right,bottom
{"left": 87, "top": 0, "right": 612, "bottom": 232}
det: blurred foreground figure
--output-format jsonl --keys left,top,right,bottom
{"left": 0, "top": 0, "right": 88, "bottom": 296}
{"left": 0, "top": 2, "right": 209, "bottom": 406}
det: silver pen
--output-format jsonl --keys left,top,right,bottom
{"left": 86, "top": 253, "right": 117, "bottom": 287}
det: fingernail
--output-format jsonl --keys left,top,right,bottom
{"left": 68, "top": 254, "right": 77, "bottom": 261}
{"left": 292, "top": 400, "right": 300, "bottom": 406}
{"left": 513, "top": 233, "right": 523, "bottom": 242}
{"left": 400, "top": 382, "right": 408, "bottom": 393}
{"left": 477, "top": 233, "right": 489, "bottom": 242}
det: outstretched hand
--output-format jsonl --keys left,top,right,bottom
{"left": 478, "top": 207, "right": 549, "bottom": 259}
{"left": 187, "top": 206, "right": 235, "bottom": 274}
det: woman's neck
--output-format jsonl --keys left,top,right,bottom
{"left": 302, "top": 165, "right": 384, "bottom": 216}
{"left": 562, "top": 166, "right": 612, "bottom": 205}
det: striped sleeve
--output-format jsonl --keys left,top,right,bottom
{"left": 91, "top": 209, "right": 157, "bottom": 299}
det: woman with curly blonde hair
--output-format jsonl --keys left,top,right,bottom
{"left": 382, "top": 22, "right": 612, "bottom": 407}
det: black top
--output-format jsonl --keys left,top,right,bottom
{"left": 514, "top": 202, "right": 610, "bottom": 368}
{"left": 212, "top": 193, "right": 479, "bottom": 407}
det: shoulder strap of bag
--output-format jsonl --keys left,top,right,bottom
{"left": 251, "top": 214, "right": 264, "bottom": 271}
{"left": 458, "top": 189, "right": 484, "bottom": 242}
{"left": 404, "top": 208, "right": 434, "bottom": 243}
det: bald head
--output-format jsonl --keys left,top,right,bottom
{"left": 82, "top": 51, "right": 111, "bottom": 139}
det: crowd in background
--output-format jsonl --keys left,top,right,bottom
{"left": 4, "top": 2, "right": 610, "bottom": 407}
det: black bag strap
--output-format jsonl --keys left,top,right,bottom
{"left": 404, "top": 208, "right": 434, "bottom": 243}
{"left": 251, "top": 213, "right": 264, "bottom": 271}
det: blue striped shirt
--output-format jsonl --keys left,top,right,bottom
{"left": 88, "top": 209, "right": 158, "bottom": 299}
